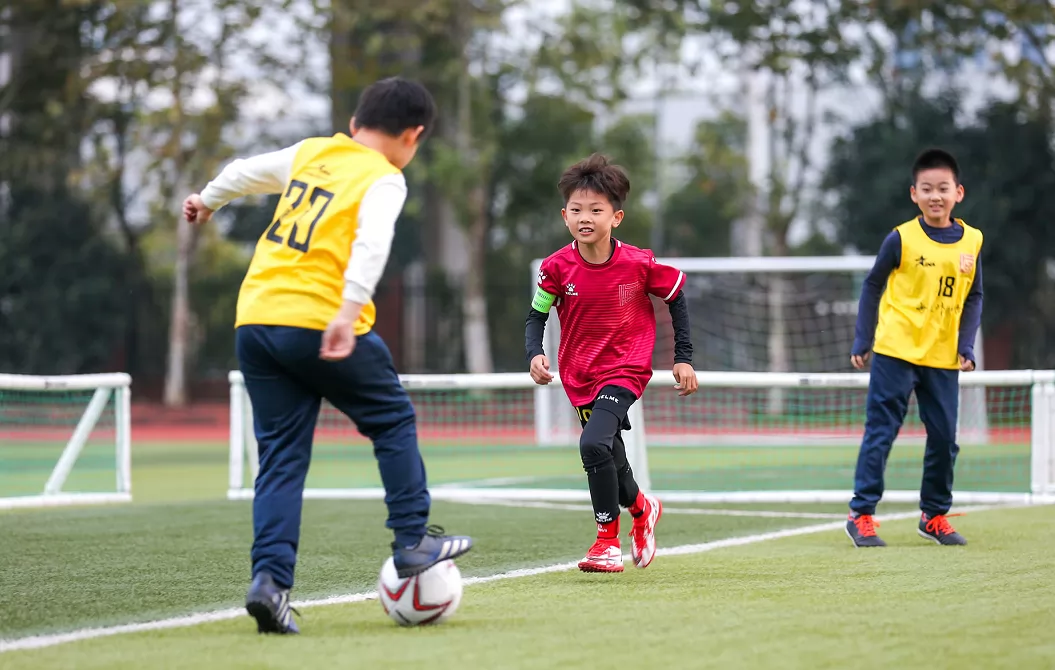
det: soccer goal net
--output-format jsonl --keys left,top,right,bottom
{"left": 226, "top": 369, "right": 1055, "bottom": 505}
{"left": 0, "top": 373, "right": 132, "bottom": 509}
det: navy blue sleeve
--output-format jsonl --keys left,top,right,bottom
{"left": 851, "top": 231, "right": 901, "bottom": 356}
{"left": 958, "top": 256, "right": 984, "bottom": 363}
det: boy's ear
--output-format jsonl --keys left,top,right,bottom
{"left": 956, "top": 184, "right": 965, "bottom": 202}
{"left": 403, "top": 125, "right": 425, "bottom": 145}
{"left": 612, "top": 209, "right": 625, "bottom": 226}
{"left": 349, "top": 116, "right": 357, "bottom": 135}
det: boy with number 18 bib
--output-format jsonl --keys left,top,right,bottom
{"left": 525, "top": 154, "right": 698, "bottom": 573}
{"left": 846, "top": 148, "right": 983, "bottom": 548}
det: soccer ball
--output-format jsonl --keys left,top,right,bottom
{"left": 377, "top": 557, "right": 463, "bottom": 626}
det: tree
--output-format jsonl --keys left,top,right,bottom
{"left": 662, "top": 113, "right": 753, "bottom": 258}
{"left": 825, "top": 93, "right": 1055, "bottom": 367}
{"left": 0, "top": 1, "right": 130, "bottom": 374}
{"left": 131, "top": 0, "right": 300, "bottom": 404}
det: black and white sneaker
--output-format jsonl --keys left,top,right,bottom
{"left": 392, "top": 525, "right": 473, "bottom": 579}
{"left": 245, "top": 572, "right": 300, "bottom": 634}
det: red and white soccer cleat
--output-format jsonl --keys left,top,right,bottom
{"left": 577, "top": 539, "right": 624, "bottom": 573}
{"left": 630, "top": 494, "right": 662, "bottom": 568}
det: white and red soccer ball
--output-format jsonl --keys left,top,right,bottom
{"left": 378, "top": 557, "right": 463, "bottom": 626}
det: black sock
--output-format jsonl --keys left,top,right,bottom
{"left": 586, "top": 462, "right": 620, "bottom": 526}
{"left": 617, "top": 462, "right": 641, "bottom": 513}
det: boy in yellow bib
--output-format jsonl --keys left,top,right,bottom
{"left": 181, "top": 78, "right": 472, "bottom": 634}
{"left": 846, "top": 148, "right": 983, "bottom": 548}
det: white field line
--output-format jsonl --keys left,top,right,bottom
{"left": 450, "top": 498, "right": 848, "bottom": 519}
{"left": 434, "top": 475, "right": 574, "bottom": 488}
{"left": 0, "top": 504, "right": 1001, "bottom": 654}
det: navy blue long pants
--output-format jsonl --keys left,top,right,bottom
{"left": 236, "top": 325, "right": 430, "bottom": 589}
{"left": 850, "top": 353, "right": 961, "bottom": 517}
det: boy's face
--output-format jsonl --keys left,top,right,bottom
{"left": 562, "top": 189, "right": 623, "bottom": 244}
{"left": 910, "top": 167, "right": 964, "bottom": 223}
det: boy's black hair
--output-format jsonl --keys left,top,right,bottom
{"left": 353, "top": 77, "right": 437, "bottom": 140}
{"left": 912, "top": 148, "right": 960, "bottom": 184}
{"left": 558, "top": 153, "right": 631, "bottom": 210}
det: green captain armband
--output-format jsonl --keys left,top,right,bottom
{"left": 532, "top": 287, "right": 556, "bottom": 313}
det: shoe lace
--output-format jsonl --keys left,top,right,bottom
{"left": 275, "top": 592, "right": 302, "bottom": 627}
{"left": 924, "top": 514, "right": 960, "bottom": 535}
{"left": 853, "top": 515, "right": 880, "bottom": 537}
{"left": 629, "top": 517, "right": 647, "bottom": 544}
{"left": 425, "top": 524, "right": 447, "bottom": 537}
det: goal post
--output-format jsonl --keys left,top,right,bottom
{"left": 226, "top": 368, "right": 1055, "bottom": 505}
{"left": 0, "top": 373, "right": 132, "bottom": 509}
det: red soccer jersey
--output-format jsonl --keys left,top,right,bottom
{"left": 537, "top": 240, "right": 686, "bottom": 406}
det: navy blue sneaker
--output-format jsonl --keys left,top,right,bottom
{"left": 392, "top": 525, "right": 473, "bottom": 579}
{"left": 918, "top": 513, "right": 967, "bottom": 546}
{"left": 245, "top": 572, "right": 300, "bottom": 634}
{"left": 845, "top": 513, "right": 886, "bottom": 547}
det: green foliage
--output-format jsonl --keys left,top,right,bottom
{"left": 663, "top": 113, "right": 753, "bottom": 257}
{"left": 0, "top": 187, "right": 129, "bottom": 374}
{"left": 140, "top": 228, "right": 251, "bottom": 377}
{"left": 825, "top": 93, "right": 1055, "bottom": 365}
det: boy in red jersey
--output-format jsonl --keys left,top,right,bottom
{"left": 525, "top": 154, "right": 698, "bottom": 573}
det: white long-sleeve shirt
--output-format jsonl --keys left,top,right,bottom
{"left": 200, "top": 142, "right": 407, "bottom": 306}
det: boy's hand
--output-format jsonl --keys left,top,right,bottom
{"left": 320, "top": 301, "right": 363, "bottom": 361}
{"left": 673, "top": 363, "right": 698, "bottom": 397}
{"left": 319, "top": 317, "right": 356, "bottom": 361}
{"left": 529, "top": 355, "right": 553, "bottom": 385}
{"left": 183, "top": 194, "right": 214, "bottom": 225}
{"left": 959, "top": 355, "right": 975, "bottom": 372}
{"left": 850, "top": 352, "right": 871, "bottom": 370}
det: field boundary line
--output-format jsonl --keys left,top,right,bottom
{"left": 450, "top": 498, "right": 848, "bottom": 519}
{"left": 0, "top": 504, "right": 1003, "bottom": 654}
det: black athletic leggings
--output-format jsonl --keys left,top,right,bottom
{"left": 576, "top": 385, "right": 641, "bottom": 523}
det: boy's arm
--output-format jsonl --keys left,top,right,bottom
{"left": 851, "top": 231, "right": 901, "bottom": 357}
{"left": 341, "top": 174, "right": 408, "bottom": 310}
{"left": 525, "top": 308, "right": 548, "bottom": 361}
{"left": 647, "top": 255, "right": 698, "bottom": 395}
{"left": 199, "top": 142, "right": 304, "bottom": 212}
{"left": 320, "top": 173, "right": 408, "bottom": 361}
{"left": 666, "top": 291, "right": 693, "bottom": 365}
{"left": 526, "top": 263, "right": 561, "bottom": 384}
{"left": 645, "top": 254, "right": 686, "bottom": 302}
{"left": 958, "top": 256, "right": 984, "bottom": 364}
{"left": 525, "top": 263, "right": 561, "bottom": 361}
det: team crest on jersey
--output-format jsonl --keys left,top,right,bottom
{"left": 959, "top": 253, "right": 975, "bottom": 274}
{"left": 565, "top": 283, "right": 578, "bottom": 296}
{"left": 619, "top": 281, "right": 642, "bottom": 306}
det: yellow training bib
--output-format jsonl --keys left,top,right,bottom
{"left": 235, "top": 134, "right": 401, "bottom": 334}
{"left": 873, "top": 218, "right": 983, "bottom": 369}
